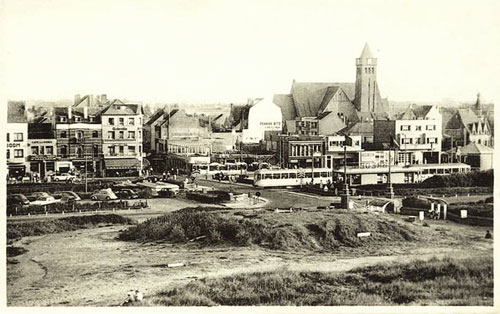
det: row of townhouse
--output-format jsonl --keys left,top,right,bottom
{"left": 7, "top": 100, "right": 144, "bottom": 179}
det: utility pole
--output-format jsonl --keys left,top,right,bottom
{"left": 386, "top": 135, "right": 396, "bottom": 199}
{"left": 340, "top": 135, "right": 352, "bottom": 209}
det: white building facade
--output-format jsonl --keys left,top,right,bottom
{"left": 242, "top": 97, "right": 283, "bottom": 143}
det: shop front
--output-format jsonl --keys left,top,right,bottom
{"left": 8, "top": 162, "right": 26, "bottom": 178}
{"left": 28, "top": 155, "right": 57, "bottom": 179}
{"left": 104, "top": 158, "right": 141, "bottom": 177}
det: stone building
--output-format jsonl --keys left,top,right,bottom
{"left": 7, "top": 101, "right": 28, "bottom": 178}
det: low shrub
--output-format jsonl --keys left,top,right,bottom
{"left": 7, "top": 246, "right": 28, "bottom": 257}
{"left": 7, "top": 214, "right": 134, "bottom": 241}
{"left": 401, "top": 197, "right": 432, "bottom": 209}
{"left": 421, "top": 170, "right": 493, "bottom": 188}
{"left": 119, "top": 210, "right": 422, "bottom": 251}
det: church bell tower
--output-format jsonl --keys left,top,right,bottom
{"left": 354, "top": 43, "right": 378, "bottom": 113}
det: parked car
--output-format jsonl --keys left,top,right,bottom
{"left": 212, "top": 172, "right": 228, "bottom": 181}
{"left": 116, "top": 189, "right": 139, "bottom": 199}
{"left": 52, "top": 173, "right": 76, "bottom": 182}
{"left": 90, "top": 188, "right": 118, "bottom": 201}
{"left": 158, "top": 188, "right": 177, "bottom": 198}
{"left": 7, "top": 194, "right": 30, "bottom": 206}
{"left": 27, "top": 192, "right": 60, "bottom": 205}
{"left": 53, "top": 191, "right": 82, "bottom": 202}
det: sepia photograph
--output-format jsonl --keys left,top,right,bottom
{"left": 2, "top": 0, "right": 499, "bottom": 312}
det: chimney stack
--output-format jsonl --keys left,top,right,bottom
{"left": 83, "top": 106, "right": 88, "bottom": 119}
{"left": 68, "top": 106, "right": 72, "bottom": 120}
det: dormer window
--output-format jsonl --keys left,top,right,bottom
{"left": 75, "top": 117, "right": 81, "bottom": 122}
{"left": 60, "top": 116, "right": 67, "bottom": 122}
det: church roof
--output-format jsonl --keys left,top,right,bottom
{"left": 342, "top": 121, "right": 373, "bottom": 135}
{"left": 458, "top": 142, "right": 493, "bottom": 155}
{"left": 290, "top": 81, "right": 355, "bottom": 117}
{"left": 396, "top": 105, "right": 434, "bottom": 120}
{"left": 457, "top": 109, "right": 480, "bottom": 126}
{"left": 273, "top": 94, "right": 297, "bottom": 121}
{"left": 360, "top": 42, "right": 374, "bottom": 59}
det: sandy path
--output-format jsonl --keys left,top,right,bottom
{"left": 7, "top": 220, "right": 493, "bottom": 307}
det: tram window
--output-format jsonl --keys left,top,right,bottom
{"left": 321, "top": 172, "right": 327, "bottom": 177}
{"left": 273, "top": 174, "right": 280, "bottom": 179}
{"left": 444, "top": 168, "right": 451, "bottom": 174}
{"left": 452, "top": 168, "right": 459, "bottom": 173}
{"left": 437, "top": 169, "right": 444, "bottom": 174}
{"left": 430, "top": 169, "right": 436, "bottom": 174}
{"left": 313, "top": 172, "right": 320, "bottom": 178}
{"left": 423, "top": 169, "right": 429, "bottom": 174}
{"left": 264, "top": 174, "right": 273, "bottom": 179}
{"left": 290, "top": 173, "right": 297, "bottom": 179}
{"left": 305, "top": 172, "right": 312, "bottom": 178}
{"left": 256, "top": 174, "right": 261, "bottom": 180}
{"left": 282, "top": 173, "right": 289, "bottom": 179}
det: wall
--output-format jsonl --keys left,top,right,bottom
{"left": 7, "top": 122, "right": 28, "bottom": 167}
{"left": 242, "top": 98, "right": 282, "bottom": 143}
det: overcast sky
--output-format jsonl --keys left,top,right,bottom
{"left": 3, "top": 0, "right": 500, "bottom": 104}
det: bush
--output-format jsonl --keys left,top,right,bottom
{"left": 7, "top": 214, "right": 134, "bottom": 241}
{"left": 401, "top": 197, "right": 432, "bottom": 209}
{"left": 119, "top": 210, "right": 422, "bottom": 251}
{"left": 421, "top": 170, "right": 493, "bottom": 188}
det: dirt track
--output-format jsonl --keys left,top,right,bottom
{"left": 7, "top": 217, "right": 493, "bottom": 306}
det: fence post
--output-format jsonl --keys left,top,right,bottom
{"left": 437, "top": 203, "right": 441, "bottom": 219}
{"left": 443, "top": 204, "right": 447, "bottom": 220}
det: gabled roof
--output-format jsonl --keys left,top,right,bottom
{"left": 341, "top": 121, "right": 373, "bottom": 135}
{"left": 145, "top": 109, "right": 165, "bottom": 126}
{"left": 8, "top": 101, "right": 27, "bottom": 123}
{"left": 396, "top": 105, "right": 434, "bottom": 120}
{"left": 158, "top": 109, "right": 180, "bottom": 127}
{"left": 458, "top": 142, "right": 493, "bottom": 155}
{"left": 457, "top": 108, "right": 480, "bottom": 126}
{"left": 273, "top": 94, "right": 296, "bottom": 121}
{"left": 290, "top": 82, "right": 355, "bottom": 117}
{"left": 360, "top": 42, "right": 374, "bottom": 59}
{"left": 101, "top": 104, "right": 142, "bottom": 115}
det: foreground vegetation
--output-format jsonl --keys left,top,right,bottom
{"left": 145, "top": 256, "right": 493, "bottom": 306}
{"left": 7, "top": 214, "right": 134, "bottom": 241}
{"left": 119, "top": 208, "right": 423, "bottom": 252}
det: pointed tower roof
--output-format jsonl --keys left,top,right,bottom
{"left": 475, "top": 92, "right": 482, "bottom": 109}
{"left": 360, "top": 42, "right": 374, "bottom": 59}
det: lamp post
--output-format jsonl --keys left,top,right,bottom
{"left": 340, "top": 135, "right": 352, "bottom": 209}
{"left": 386, "top": 135, "right": 397, "bottom": 199}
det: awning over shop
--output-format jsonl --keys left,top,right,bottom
{"left": 105, "top": 158, "right": 141, "bottom": 170}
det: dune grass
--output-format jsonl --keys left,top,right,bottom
{"left": 119, "top": 209, "right": 422, "bottom": 251}
{"left": 145, "top": 256, "right": 493, "bottom": 306}
{"left": 7, "top": 214, "right": 134, "bottom": 241}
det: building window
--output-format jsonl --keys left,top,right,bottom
{"left": 119, "top": 118, "right": 124, "bottom": 126}
{"left": 46, "top": 146, "right": 53, "bottom": 155}
{"left": 138, "top": 130, "right": 142, "bottom": 138}
{"left": 60, "top": 131, "right": 67, "bottom": 138}
{"left": 128, "top": 131, "right": 135, "bottom": 139}
{"left": 415, "top": 125, "right": 422, "bottom": 131}
{"left": 75, "top": 117, "right": 81, "bottom": 122}
{"left": 119, "top": 131, "right": 124, "bottom": 139}
{"left": 14, "top": 133, "right": 23, "bottom": 141}
{"left": 128, "top": 117, "right": 135, "bottom": 125}
{"left": 89, "top": 117, "right": 95, "bottom": 122}
{"left": 119, "top": 145, "right": 124, "bottom": 154}
{"left": 32, "top": 146, "right": 39, "bottom": 155}
{"left": 108, "top": 118, "right": 115, "bottom": 125}
{"left": 426, "top": 138, "right": 437, "bottom": 144}
{"left": 14, "top": 149, "right": 23, "bottom": 158}
{"left": 92, "top": 131, "right": 98, "bottom": 138}
{"left": 76, "top": 146, "right": 83, "bottom": 158}
{"left": 139, "top": 145, "right": 142, "bottom": 153}
{"left": 401, "top": 138, "right": 412, "bottom": 144}
{"left": 61, "top": 145, "right": 67, "bottom": 157}
{"left": 128, "top": 146, "right": 135, "bottom": 154}
{"left": 107, "top": 131, "right": 115, "bottom": 139}
{"left": 426, "top": 125, "right": 436, "bottom": 131}
{"left": 76, "top": 131, "right": 84, "bottom": 139}
{"left": 60, "top": 116, "right": 67, "bottom": 122}
{"left": 7, "top": 133, "right": 10, "bottom": 142}
{"left": 7, "top": 149, "right": 10, "bottom": 159}
{"left": 400, "top": 125, "right": 410, "bottom": 131}
{"left": 108, "top": 146, "right": 115, "bottom": 155}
